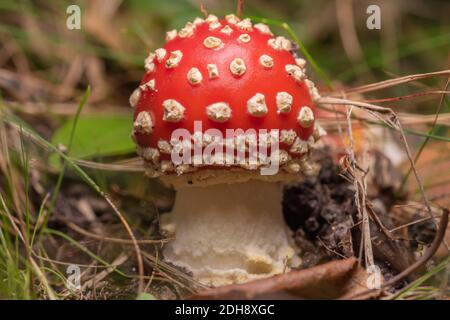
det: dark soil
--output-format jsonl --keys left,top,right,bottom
{"left": 282, "top": 149, "right": 421, "bottom": 280}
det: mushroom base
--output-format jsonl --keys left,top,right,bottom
{"left": 161, "top": 180, "right": 298, "bottom": 287}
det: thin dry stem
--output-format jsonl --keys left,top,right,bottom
{"left": 317, "top": 95, "right": 449, "bottom": 251}
{"left": 67, "top": 222, "right": 171, "bottom": 245}
{"left": 343, "top": 70, "right": 450, "bottom": 95}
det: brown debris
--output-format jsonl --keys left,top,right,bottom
{"left": 283, "top": 150, "right": 415, "bottom": 276}
{"left": 189, "top": 258, "right": 380, "bottom": 300}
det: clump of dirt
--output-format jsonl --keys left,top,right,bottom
{"left": 283, "top": 154, "right": 355, "bottom": 267}
{"left": 283, "top": 148, "right": 419, "bottom": 278}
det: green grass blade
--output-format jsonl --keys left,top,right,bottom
{"left": 49, "top": 86, "right": 90, "bottom": 210}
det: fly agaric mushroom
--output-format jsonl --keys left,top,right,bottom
{"left": 130, "top": 14, "right": 326, "bottom": 286}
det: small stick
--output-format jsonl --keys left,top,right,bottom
{"left": 345, "top": 208, "right": 448, "bottom": 299}
{"left": 364, "top": 90, "right": 450, "bottom": 103}
{"left": 343, "top": 70, "right": 450, "bottom": 95}
{"left": 67, "top": 222, "right": 172, "bottom": 245}
{"left": 317, "top": 96, "right": 391, "bottom": 113}
{"left": 317, "top": 96, "right": 449, "bottom": 250}
{"left": 385, "top": 208, "right": 448, "bottom": 288}
{"left": 236, "top": 0, "right": 244, "bottom": 18}
{"left": 200, "top": 4, "right": 208, "bottom": 17}
{"left": 317, "top": 237, "right": 347, "bottom": 259}
{"left": 388, "top": 216, "right": 436, "bottom": 233}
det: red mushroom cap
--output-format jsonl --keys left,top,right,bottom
{"left": 130, "top": 14, "right": 325, "bottom": 179}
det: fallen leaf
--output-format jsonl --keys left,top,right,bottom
{"left": 50, "top": 115, "right": 134, "bottom": 168}
{"left": 136, "top": 292, "right": 157, "bottom": 300}
{"left": 189, "top": 258, "right": 382, "bottom": 300}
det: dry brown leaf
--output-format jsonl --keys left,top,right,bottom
{"left": 189, "top": 258, "right": 382, "bottom": 300}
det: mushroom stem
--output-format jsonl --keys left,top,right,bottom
{"left": 161, "top": 180, "right": 296, "bottom": 286}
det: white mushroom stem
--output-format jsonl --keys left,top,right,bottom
{"left": 161, "top": 180, "right": 297, "bottom": 287}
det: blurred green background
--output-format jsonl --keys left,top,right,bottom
{"left": 1, "top": 0, "right": 448, "bottom": 106}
